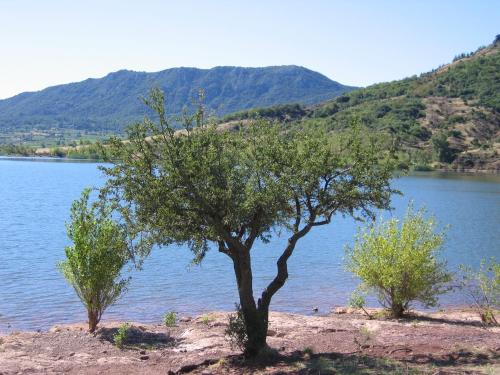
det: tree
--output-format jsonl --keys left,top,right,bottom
{"left": 100, "top": 88, "right": 397, "bottom": 356}
{"left": 432, "top": 132, "right": 457, "bottom": 163}
{"left": 58, "top": 188, "right": 130, "bottom": 333}
{"left": 345, "top": 205, "right": 452, "bottom": 317}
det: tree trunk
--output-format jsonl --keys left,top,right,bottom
{"left": 390, "top": 303, "right": 404, "bottom": 318}
{"left": 88, "top": 309, "right": 99, "bottom": 333}
{"left": 231, "top": 248, "right": 268, "bottom": 357}
{"left": 228, "top": 222, "right": 314, "bottom": 357}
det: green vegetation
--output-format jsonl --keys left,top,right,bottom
{"left": 3, "top": 39, "right": 498, "bottom": 169}
{"left": 345, "top": 205, "right": 452, "bottom": 318}
{"left": 163, "top": 311, "right": 177, "bottom": 327}
{"left": 222, "top": 103, "right": 307, "bottom": 123}
{"left": 432, "top": 132, "right": 458, "bottom": 163}
{"left": 295, "top": 354, "right": 429, "bottom": 374}
{"left": 348, "top": 290, "right": 372, "bottom": 318}
{"left": 113, "top": 323, "right": 131, "bottom": 348}
{"left": 58, "top": 188, "right": 130, "bottom": 332}
{"left": 201, "top": 314, "right": 215, "bottom": 325}
{"left": 355, "top": 326, "right": 375, "bottom": 350}
{"left": 458, "top": 258, "right": 499, "bottom": 325}
{"left": 225, "top": 305, "right": 248, "bottom": 351}
{"left": 0, "top": 143, "right": 36, "bottom": 156}
{"left": 225, "top": 37, "right": 500, "bottom": 171}
{"left": 0, "top": 65, "right": 354, "bottom": 133}
{"left": 99, "top": 88, "right": 396, "bottom": 357}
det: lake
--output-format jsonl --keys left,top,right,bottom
{"left": 0, "top": 158, "right": 499, "bottom": 332}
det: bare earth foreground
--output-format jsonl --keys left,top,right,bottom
{"left": 0, "top": 309, "right": 498, "bottom": 375}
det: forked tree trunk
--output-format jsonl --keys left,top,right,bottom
{"left": 229, "top": 223, "right": 312, "bottom": 357}
{"left": 231, "top": 249, "right": 269, "bottom": 357}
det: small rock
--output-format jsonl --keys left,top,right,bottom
{"left": 312, "top": 306, "right": 319, "bottom": 312}
{"left": 68, "top": 352, "right": 75, "bottom": 357}
{"left": 102, "top": 350, "right": 107, "bottom": 354}
{"left": 179, "top": 316, "right": 192, "bottom": 322}
{"left": 140, "top": 355, "right": 149, "bottom": 360}
{"left": 139, "top": 350, "right": 146, "bottom": 355}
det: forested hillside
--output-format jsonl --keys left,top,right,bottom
{"left": 0, "top": 65, "right": 354, "bottom": 133}
{"left": 226, "top": 37, "right": 500, "bottom": 172}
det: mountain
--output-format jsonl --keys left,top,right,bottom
{"left": 0, "top": 66, "right": 355, "bottom": 132}
{"left": 226, "top": 37, "right": 500, "bottom": 172}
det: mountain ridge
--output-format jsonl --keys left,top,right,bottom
{"left": 0, "top": 65, "right": 356, "bottom": 132}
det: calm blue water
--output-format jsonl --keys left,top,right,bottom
{"left": 0, "top": 158, "right": 499, "bottom": 332}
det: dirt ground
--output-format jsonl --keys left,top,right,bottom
{"left": 0, "top": 309, "right": 498, "bottom": 374}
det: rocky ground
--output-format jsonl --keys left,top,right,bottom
{"left": 0, "top": 309, "right": 498, "bottom": 374}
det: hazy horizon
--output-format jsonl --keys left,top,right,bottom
{"left": 1, "top": 0, "right": 499, "bottom": 99}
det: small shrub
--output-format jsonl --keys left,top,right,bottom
{"left": 359, "top": 326, "right": 374, "bottom": 341}
{"left": 163, "top": 311, "right": 177, "bottom": 327}
{"left": 58, "top": 189, "right": 130, "bottom": 332}
{"left": 346, "top": 204, "right": 452, "bottom": 318}
{"left": 201, "top": 314, "right": 214, "bottom": 325}
{"left": 306, "top": 356, "right": 335, "bottom": 373}
{"left": 354, "top": 326, "right": 375, "bottom": 349}
{"left": 348, "top": 290, "right": 372, "bottom": 318}
{"left": 458, "top": 258, "right": 499, "bottom": 325}
{"left": 303, "top": 346, "right": 314, "bottom": 356}
{"left": 225, "top": 305, "right": 248, "bottom": 351}
{"left": 114, "top": 323, "right": 131, "bottom": 348}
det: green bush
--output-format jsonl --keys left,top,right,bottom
{"left": 163, "top": 311, "right": 177, "bottom": 327}
{"left": 225, "top": 305, "right": 248, "bottom": 351}
{"left": 114, "top": 323, "right": 131, "bottom": 348}
{"left": 58, "top": 188, "right": 130, "bottom": 332}
{"left": 458, "top": 258, "right": 499, "bottom": 325}
{"left": 345, "top": 205, "right": 452, "bottom": 317}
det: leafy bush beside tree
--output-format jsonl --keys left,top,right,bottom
{"left": 58, "top": 188, "right": 130, "bottom": 332}
{"left": 345, "top": 205, "right": 452, "bottom": 318}
{"left": 458, "top": 258, "right": 499, "bottom": 325}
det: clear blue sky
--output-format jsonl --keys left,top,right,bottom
{"left": 0, "top": 0, "right": 498, "bottom": 99}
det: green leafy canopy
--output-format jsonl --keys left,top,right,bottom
{"left": 100, "top": 88, "right": 398, "bottom": 264}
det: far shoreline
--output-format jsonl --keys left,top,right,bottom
{"left": 1, "top": 155, "right": 499, "bottom": 175}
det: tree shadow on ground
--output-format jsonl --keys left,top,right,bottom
{"left": 405, "top": 347, "right": 499, "bottom": 368}
{"left": 181, "top": 348, "right": 499, "bottom": 374}
{"left": 401, "top": 313, "right": 492, "bottom": 329}
{"left": 180, "top": 350, "right": 424, "bottom": 374}
{"left": 98, "top": 325, "right": 176, "bottom": 350}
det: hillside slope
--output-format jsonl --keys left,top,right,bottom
{"left": 228, "top": 37, "right": 500, "bottom": 172}
{"left": 0, "top": 66, "right": 355, "bottom": 133}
